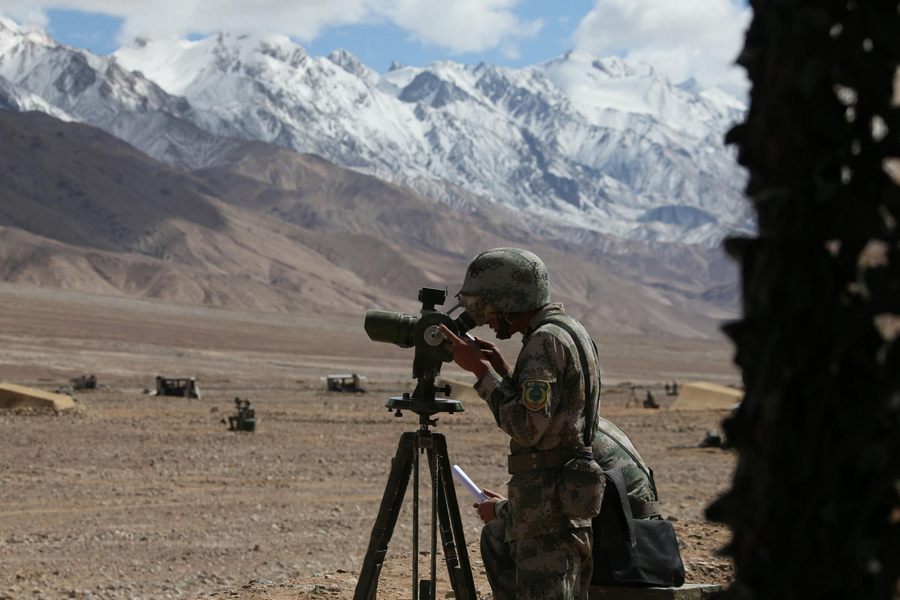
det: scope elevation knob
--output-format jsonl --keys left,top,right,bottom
{"left": 423, "top": 324, "right": 444, "bottom": 347}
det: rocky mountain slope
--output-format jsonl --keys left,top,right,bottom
{"left": 115, "top": 33, "right": 752, "bottom": 244}
{"left": 0, "top": 110, "right": 734, "bottom": 337}
{"left": 0, "top": 17, "right": 236, "bottom": 169}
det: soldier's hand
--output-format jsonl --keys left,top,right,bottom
{"left": 473, "top": 488, "right": 505, "bottom": 524}
{"left": 473, "top": 336, "right": 511, "bottom": 376}
{"left": 438, "top": 325, "right": 489, "bottom": 378}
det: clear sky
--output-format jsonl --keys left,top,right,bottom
{"left": 0, "top": 1, "right": 751, "bottom": 95}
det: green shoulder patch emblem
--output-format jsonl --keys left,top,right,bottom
{"left": 521, "top": 380, "right": 551, "bottom": 412}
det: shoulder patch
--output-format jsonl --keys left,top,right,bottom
{"left": 521, "top": 380, "right": 551, "bottom": 412}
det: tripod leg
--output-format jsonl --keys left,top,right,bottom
{"left": 431, "top": 434, "right": 478, "bottom": 600}
{"left": 354, "top": 431, "right": 416, "bottom": 600}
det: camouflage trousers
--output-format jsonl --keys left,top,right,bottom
{"left": 480, "top": 519, "right": 593, "bottom": 600}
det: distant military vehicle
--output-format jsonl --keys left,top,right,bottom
{"left": 325, "top": 373, "right": 366, "bottom": 393}
{"left": 155, "top": 376, "right": 201, "bottom": 399}
{"left": 71, "top": 374, "right": 97, "bottom": 391}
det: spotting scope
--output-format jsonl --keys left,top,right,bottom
{"left": 364, "top": 287, "right": 475, "bottom": 366}
{"left": 364, "top": 287, "right": 475, "bottom": 415}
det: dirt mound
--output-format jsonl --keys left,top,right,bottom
{"left": 0, "top": 382, "right": 75, "bottom": 412}
{"left": 671, "top": 382, "right": 743, "bottom": 411}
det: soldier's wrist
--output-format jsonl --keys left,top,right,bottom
{"left": 472, "top": 362, "right": 488, "bottom": 380}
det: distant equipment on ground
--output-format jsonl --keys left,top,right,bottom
{"left": 699, "top": 429, "right": 725, "bottom": 448}
{"left": 155, "top": 376, "right": 202, "bottom": 399}
{"left": 224, "top": 397, "right": 256, "bottom": 432}
{"left": 325, "top": 373, "right": 367, "bottom": 393}
{"left": 625, "top": 384, "right": 662, "bottom": 409}
{"left": 71, "top": 374, "right": 97, "bottom": 391}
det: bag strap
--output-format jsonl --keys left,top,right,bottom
{"left": 538, "top": 315, "right": 660, "bottom": 505}
{"left": 604, "top": 467, "right": 637, "bottom": 546}
{"left": 538, "top": 315, "right": 598, "bottom": 448}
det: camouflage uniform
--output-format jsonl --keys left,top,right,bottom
{"left": 481, "top": 416, "right": 659, "bottom": 599}
{"left": 475, "top": 302, "right": 601, "bottom": 599}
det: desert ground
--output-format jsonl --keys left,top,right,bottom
{"left": 0, "top": 283, "right": 740, "bottom": 599}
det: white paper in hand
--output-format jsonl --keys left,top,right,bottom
{"left": 451, "top": 464, "right": 488, "bottom": 502}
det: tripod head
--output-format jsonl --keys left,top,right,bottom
{"left": 364, "top": 287, "right": 476, "bottom": 422}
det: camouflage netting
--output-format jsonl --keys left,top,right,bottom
{"left": 707, "top": 0, "right": 900, "bottom": 598}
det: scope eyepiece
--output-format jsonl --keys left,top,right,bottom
{"left": 453, "top": 311, "right": 476, "bottom": 337}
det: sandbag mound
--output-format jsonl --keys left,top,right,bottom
{"left": 0, "top": 383, "right": 76, "bottom": 412}
{"left": 670, "top": 382, "right": 743, "bottom": 411}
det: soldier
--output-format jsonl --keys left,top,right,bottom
{"left": 478, "top": 416, "right": 661, "bottom": 595}
{"left": 626, "top": 384, "right": 639, "bottom": 407}
{"left": 440, "top": 248, "right": 603, "bottom": 600}
{"left": 228, "top": 397, "right": 242, "bottom": 431}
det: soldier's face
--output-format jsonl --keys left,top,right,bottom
{"left": 458, "top": 294, "right": 499, "bottom": 328}
{"left": 458, "top": 293, "right": 488, "bottom": 325}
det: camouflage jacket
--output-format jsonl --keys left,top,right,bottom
{"left": 475, "top": 303, "right": 601, "bottom": 540}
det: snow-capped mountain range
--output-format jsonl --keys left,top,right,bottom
{"left": 0, "top": 17, "right": 751, "bottom": 246}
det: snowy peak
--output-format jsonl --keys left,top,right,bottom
{"left": 589, "top": 55, "right": 655, "bottom": 79}
{"left": 114, "top": 37, "right": 197, "bottom": 94}
{"left": 545, "top": 50, "right": 655, "bottom": 80}
{"left": 0, "top": 16, "right": 55, "bottom": 52}
{"left": 208, "top": 31, "right": 309, "bottom": 72}
{"left": 115, "top": 31, "right": 312, "bottom": 99}
{"left": 0, "top": 18, "right": 190, "bottom": 120}
{"left": 0, "top": 19, "right": 238, "bottom": 169}
{"left": 399, "top": 70, "right": 473, "bottom": 108}
{"left": 116, "top": 29, "right": 426, "bottom": 161}
{"left": 1, "top": 18, "right": 751, "bottom": 246}
{"left": 327, "top": 48, "right": 370, "bottom": 78}
{"left": 111, "top": 30, "right": 749, "bottom": 244}
{"left": 535, "top": 51, "right": 731, "bottom": 137}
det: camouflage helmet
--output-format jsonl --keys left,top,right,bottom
{"left": 459, "top": 248, "right": 550, "bottom": 322}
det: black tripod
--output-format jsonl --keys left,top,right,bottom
{"left": 353, "top": 378, "right": 477, "bottom": 600}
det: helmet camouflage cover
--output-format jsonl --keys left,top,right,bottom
{"left": 459, "top": 248, "right": 551, "bottom": 323}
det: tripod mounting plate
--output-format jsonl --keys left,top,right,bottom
{"left": 386, "top": 396, "right": 465, "bottom": 415}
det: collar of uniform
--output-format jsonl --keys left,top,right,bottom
{"left": 523, "top": 302, "right": 565, "bottom": 339}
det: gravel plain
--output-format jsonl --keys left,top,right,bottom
{"left": 0, "top": 284, "right": 739, "bottom": 599}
